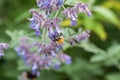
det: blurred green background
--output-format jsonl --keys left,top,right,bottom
{"left": 0, "top": 0, "right": 120, "bottom": 80}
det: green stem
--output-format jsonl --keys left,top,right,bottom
{"left": 54, "top": 9, "right": 61, "bottom": 18}
{"left": 42, "top": 27, "right": 47, "bottom": 43}
{"left": 54, "top": 0, "right": 67, "bottom": 18}
{"left": 62, "top": 5, "right": 66, "bottom": 10}
{"left": 43, "top": 0, "right": 67, "bottom": 43}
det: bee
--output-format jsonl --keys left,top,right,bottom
{"left": 49, "top": 30, "right": 64, "bottom": 44}
{"left": 21, "top": 71, "right": 39, "bottom": 80}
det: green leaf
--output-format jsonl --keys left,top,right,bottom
{"left": 17, "top": 60, "right": 31, "bottom": 71}
{"left": 0, "top": 19, "right": 3, "bottom": 26}
{"left": 14, "top": 10, "right": 30, "bottom": 24}
{"left": 67, "top": 28, "right": 76, "bottom": 35}
{"left": 63, "top": 41, "right": 71, "bottom": 50}
{"left": 106, "top": 73, "right": 120, "bottom": 80}
{"left": 61, "top": 28, "right": 69, "bottom": 37}
{"left": 78, "top": 40, "right": 102, "bottom": 54}
{"left": 93, "top": 6, "right": 120, "bottom": 29}
{"left": 61, "top": 19, "right": 82, "bottom": 27}
{"left": 84, "top": 16, "right": 107, "bottom": 40}
{"left": 65, "top": 0, "right": 89, "bottom": 4}
{"left": 90, "top": 54, "right": 106, "bottom": 62}
{"left": 94, "top": 22, "right": 107, "bottom": 40}
{"left": 65, "top": 0, "right": 79, "bottom": 4}
{"left": 84, "top": 16, "right": 95, "bottom": 30}
{"left": 6, "top": 30, "right": 38, "bottom": 47}
{"left": 107, "top": 42, "right": 120, "bottom": 56}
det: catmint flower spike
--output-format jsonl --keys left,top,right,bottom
{"left": 0, "top": 43, "right": 9, "bottom": 57}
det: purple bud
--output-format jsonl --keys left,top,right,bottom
{"left": 64, "top": 55, "right": 72, "bottom": 64}
{"left": 58, "top": 53, "right": 72, "bottom": 64}
{"left": 51, "top": 51, "right": 56, "bottom": 57}
{"left": 71, "top": 19, "right": 77, "bottom": 26}
{"left": 69, "top": 38, "right": 76, "bottom": 46}
{"left": 77, "top": 30, "right": 90, "bottom": 42}
{"left": 54, "top": 63, "right": 61, "bottom": 69}
{"left": 65, "top": 59, "right": 72, "bottom": 65}
{"left": 63, "top": 8, "right": 78, "bottom": 26}
{"left": 32, "top": 63, "right": 38, "bottom": 71}
{"left": 35, "top": 29, "right": 40, "bottom": 36}
{"left": 14, "top": 47, "right": 23, "bottom": 56}
{"left": 57, "top": 0, "right": 63, "bottom": 6}
{"left": 81, "top": 4, "right": 92, "bottom": 16}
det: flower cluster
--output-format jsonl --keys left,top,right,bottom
{"left": 15, "top": 38, "right": 71, "bottom": 79}
{"left": 29, "top": 9, "right": 63, "bottom": 36}
{"left": 68, "top": 30, "right": 90, "bottom": 46}
{"left": 36, "top": 0, "right": 63, "bottom": 16}
{"left": 15, "top": 0, "right": 91, "bottom": 79}
{"left": 0, "top": 43, "right": 9, "bottom": 57}
{"left": 63, "top": 3, "right": 92, "bottom": 26}
{"left": 28, "top": 9, "right": 45, "bottom": 36}
{"left": 15, "top": 38, "right": 71, "bottom": 68}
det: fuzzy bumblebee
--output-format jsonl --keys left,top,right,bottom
{"left": 49, "top": 30, "right": 64, "bottom": 44}
{"left": 21, "top": 71, "right": 40, "bottom": 80}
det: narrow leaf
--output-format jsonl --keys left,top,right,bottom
{"left": 93, "top": 6, "right": 120, "bottom": 29}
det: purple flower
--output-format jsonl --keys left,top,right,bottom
{"left": 71, "top": 19, "right": 77, "bottom": 26}
{"left": 29, "top": 9, "right": 62, "bottom": 36}
{"left": 77, "top": 30, "right": 90, "bottom": 42}
{"left": 57, "top": 0, "right": 63, "bottom": 6}
{"left": 14, "top": 38, "right": 33, "bottom": 65}
{"left": 17, "top": 0, "right": 92, "bottom": 78}
{"left": 28, "top": 9, "right": 45, "bottom": 36}
{"left": 67, "top": 30, "right": 90, "bottom": 46}
{"left": 54, "top": 63, "right": 61, "bottom": 69}
{"left": 58, "top": 53, "right": 72, "bottom": 64}
{"left": 75, "top": 3, "right": 92, "bottom": 16}
{"left": 35, "top": 41, "right": 62, "bottom": 55}
{"left": 63, "top": 8, "right": 78, "bottom": 26}
{"left": 81, "top": 4, "right": 92, "bottom": 16}
{"left": 36, "top": 0, "right": 63, "bottom": 16}
{"left": 29, "top": 18, "right": 41, "bottom": 36}
{"left": 69, "top": 38, "right": 77, "bottom": 46}
{"left": 35, "top": 28, "right": 41, "bottom": 36}
{"left": 45, "top": 18, "right": 62, "bottom": 29}
{"left": 15, "top": 38, "right": 71, "bottom": 72}
{"left": 0, "top": 43, "right": 9, "bottom": 57}
{"left": 63, "top": 3, "right": 92, "bottom": 26}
